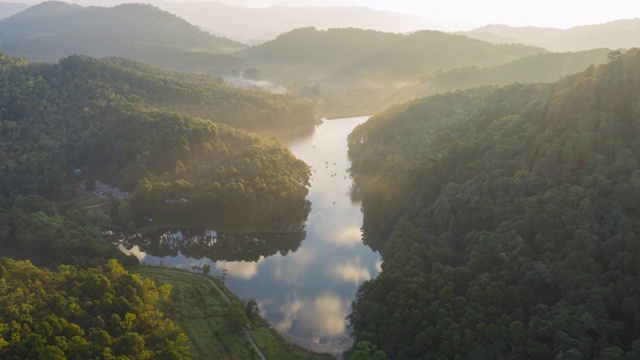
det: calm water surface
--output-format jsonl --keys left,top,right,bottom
{"left": 121, "top": 116, "right": 381, "bottom": 354}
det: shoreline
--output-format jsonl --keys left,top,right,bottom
{"left": 135, "top": 265, "right": 335, "bottom": 359}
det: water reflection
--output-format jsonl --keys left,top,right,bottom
{"left": 276, "top": 293, "right": 349, "bottom": 339}
{"left": 216, "top": 258, "right": 264, "bottom": 280}
{"left": 328, "top": 259, "right": 372, "bottom": 284}
{"left": 112, "top": 229, "right": 305, "bottom": 262}
{"left": 119, "top": 116, "right": 381, "bottom": 355}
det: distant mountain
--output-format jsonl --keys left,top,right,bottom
{"left": 382, "top": 48, "right": 612, "bottom": 109}
{"left": 153, "top": 1, "right": 431, "bottom": 43}
{"left": 463, "top": 18, "right": 640, "bottom": 51}
{"left": 240, "top": 27, "right": 545, "bottom": 81}
{"left": 237, "top": 27, "right": 547, "bottom": 116}
{"left": 0, "top": 2, "right": 29, "bottom": 20}
{"left": 0, "top": 1, "right": 248, "bottom": 75}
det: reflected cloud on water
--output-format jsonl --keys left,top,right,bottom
{"left": 271, "top": 247, "right": 314, "bottom": 284}
{"left": 328, "top": 259, "right": 372, "bottom": 284}
{"left": 216, "top": 257, "right": 265, "bottom": 280}
{"left": 275, "top": 292, "right": 350, "bottom": 342}
{"left": 328, "top": 225, "right": 363, "bottom": 248}
{"left": 114, "top": 116, "right": 381, "bottom": 355}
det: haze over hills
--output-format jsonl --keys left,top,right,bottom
{"left": 347, "top": 49, "right": 640, "bottom": 359}
{"left": 0, "top": 1, "right": 249, "bottom": 75}
{"left": 382, "top": 48, "right": 612, "bottom": 110}
{"left": 157, "top": 1, "right": 431, "bottom": 43}
{"left": 0, "top": 1, "right": 29, "bottom": 19}
{"left": 236, "top": 25, "right": 629, "bottom": 117}
{"left": 2, "top": 0, "right": 640, "bottom": 359}
{"left": 236, "top": 27, "right": 547, "bottom": 115}
{"left": 463, "top": 18, "right": 640, "bottom": 52}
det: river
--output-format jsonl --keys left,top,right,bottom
{"left": 119, "top": 116, "right": 381, "bottom": 355}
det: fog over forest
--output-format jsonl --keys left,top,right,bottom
{"left": 1, "top": 0, "right": 640, "bottom": 359}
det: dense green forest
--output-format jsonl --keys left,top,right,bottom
{"left": 0, "top": 194, "right": 137, "bottom": 268}
{"left": 346, "top": 50, "right": 640, "bottom": 358}
{"left": 0, "top": 258, "right": 190, "bottom": 359}
{"left": 0, "top": 52, "right": 311, "bottom": 264}
{"left": 0, "top": 1, "right": 248, "bottom": 76}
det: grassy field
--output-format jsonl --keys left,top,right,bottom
{"left": 135, "top": 266, "right": 335, "bottom": 360}
{"left": 135, "top": 267, "right": 260, "bottom": 360}
{"left": 77, "top": 194, "right": 107, "bottom": 208}
{"left": 250, "top": 327, "right": 334, "bottom": 360}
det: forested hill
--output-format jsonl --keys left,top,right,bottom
{"left": 0, "top": 53, "right": 311, "bottom": 265}
{"left": 0, "top": 258, "right": 190, "bottom": 359}
{"left": 382, "top": 48, "right": 611, "bottom": 109}
{"left": 238, "top": 27, "right": 545, "bottom": 81}
{"left": 0, "top": 1, "right": 247, "bottom": 75}
{"left": 237, "top": 27, "right": 549, "bottom": 117}
{"left": 346, "top": 49, "right": 640, "bottom": 358}
{"left": 53, "top": 55, "right": 315, "bottom": 132}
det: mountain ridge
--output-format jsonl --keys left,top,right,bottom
{"left": 0, "top": 1, "right": 248, "bottom": 75}
{"left": 462, "top": 18, "right": 640, "bottom": 51}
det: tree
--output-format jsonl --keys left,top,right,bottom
{"left": 118, "top": 201, "right": 134, "bottom": 228}
{"left": 245, "top": 299, "right": 259, "bottom": 320}
{"left": 348, "top": 341, "right": 389, "bottom": 360}
{"left": 229, "top": 303, "right": 249, "bottom": 332}
{"left": 202, "top": 264, "right": 211, "bottom": 275}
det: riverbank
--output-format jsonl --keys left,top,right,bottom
{"left": 134, "top": 266, "right": 335, "bottom": 360}
{"left": 132, "top": 221, "right": 306, "bottom": 235}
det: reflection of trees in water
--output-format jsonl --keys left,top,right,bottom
{"left": 112, "top": 229, "right": 306, "bottom": 262}
{"left": 276, "top": 121, "right": 317, "bottom": 144}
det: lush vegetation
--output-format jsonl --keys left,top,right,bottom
{"left": 0, "top": 2, "right": 247, "bottom": 76}
{"left": 0, "top": 53, "right": 311, "bottom": 233}
{"left": 0, "top": 194, "right": 136, "bottom": 268}
{"left": 0, "top": 258, "right": 190, "bottom": 359}
{"left": 135, "top": 267, "right": 334, "bottom": 360}
{"left": 133, "top": 267, "right": 258, "bottom": 360}
{"left": 346, "top": 50, "right": 640, "bottom": 358}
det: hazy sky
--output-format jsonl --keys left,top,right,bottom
{"left": 215, "top": 0, "right": 640, "bottom": 29}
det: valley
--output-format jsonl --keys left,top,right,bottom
{"left": 0, "top": 1, "right": 639, "bottom": 359}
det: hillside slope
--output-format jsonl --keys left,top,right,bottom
{"left": 239, "top": 27, "right": 545, "bottom": 81}
{"left": 347, "top": 49, "right": 640, "bottom": 358}
{"left": 0, "top": 1, "right": 247, "bottom": 75}
{"left": 0, "top": 53, "right": 312, "bottom": 250}
{"left": 382, "top": 48, "right": 611, "bottom": 109}
{"left": 238, "top": 27, "right": 546, "bottom": 116}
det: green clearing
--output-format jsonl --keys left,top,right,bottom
{"left": 135, "top": 266, "right": 260, "bottom": 360}
{"left": 135, "top": 266, "right": 334, "bottom": 360}
{"left": 77, "top": 194, "right": 107, "bottom": 208}
{"left": 250, "top": 327, "right": 334, "bottom": 360}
